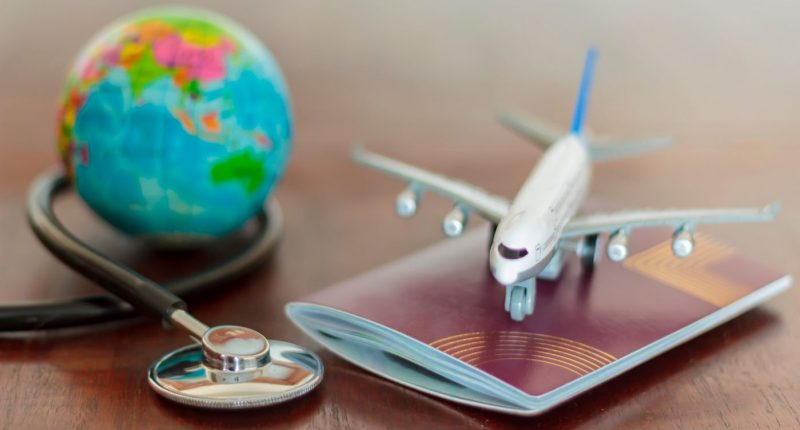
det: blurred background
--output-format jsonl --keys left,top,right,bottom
{"left": 0, "top": 1, "right": 798, "bottom": 428}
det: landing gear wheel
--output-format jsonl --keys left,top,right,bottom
{"left": 508, "top": 287, "right": 526, "bottom": 322}
{"left": 579, "top": 234, "right": 600, "bottom": 270}
{"left": 504, "top": 279, "right": 535, "bottom": 322}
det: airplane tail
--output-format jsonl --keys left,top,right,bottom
{"left": 498, "top": 46, "right": 673, "bottom": 161}
{"left": 570, "top": 47, "right": 598, "bottom": 137}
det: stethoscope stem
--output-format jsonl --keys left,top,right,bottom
{"left": 169, "top": 309, "right": 209, "bottom": 340}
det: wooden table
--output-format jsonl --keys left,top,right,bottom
{"left": 1, "top": 1, "right": 798, "bottom": 428}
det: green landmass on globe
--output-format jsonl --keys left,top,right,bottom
{"left": 57, "top": 7, "right": 292, "bottom": 240}
{"left": 210, "top": 150, "right": 268, "bottom": 194}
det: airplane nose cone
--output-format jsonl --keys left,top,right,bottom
{"left": 490, "top": 245, "right": 521, "bottom": 285}
{"left": 493, "top": 269, "right": 518, "bottom": 285}
{"left": 490, "top": 259, "right": 519, "bottom": 285}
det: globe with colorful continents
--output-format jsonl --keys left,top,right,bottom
{"left": 57, "top": 7, "right": 291, "bottom": 242}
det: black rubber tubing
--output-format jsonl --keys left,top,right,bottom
{"left": 0, "top": 170, "right": 282, "bottom": 331}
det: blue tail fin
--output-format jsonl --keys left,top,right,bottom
{"left": 570, "top": 47, "right": 598, "bottom": 136}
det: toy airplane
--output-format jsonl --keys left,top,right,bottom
{"left": 353, "top": 47, "right": 779, "bottom": 322}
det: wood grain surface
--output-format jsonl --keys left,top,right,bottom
{"left": 1, "top": 1, "right": 798, "bottom": 429}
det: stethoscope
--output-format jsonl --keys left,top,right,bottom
{"left": 6, "top": 169, "right": 324, "bottom": 409}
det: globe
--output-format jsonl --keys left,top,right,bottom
{"left": 57, "top": 7, "right": 292, "bottom": 241}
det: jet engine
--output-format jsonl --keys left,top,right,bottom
{"left": 442, "top": 205, "right": 468, "bottom": 237}
{"left": 607, "top": 229, "right": 629, "bottom": 262}
{"left": 671, "top": 225, "right": 695, "bottom": 258}
{"left": 395, "top": 186, "right": 419, "bottom": 217}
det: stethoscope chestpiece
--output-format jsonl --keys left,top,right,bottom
{"left": 202, "top": 325, "right": 271, "bottom": 382}
{"left": 149, "top": 312, "right": 323, "bottom": 409}
{"left": 148, "top": 330, "right": 324, "bottom": 409}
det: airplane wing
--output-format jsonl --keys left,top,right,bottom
{"left": 352, "top": 147, "right": 511, "bottom": 223}
{"left": 562, "top": 203, "right": 780, "bottom": 238}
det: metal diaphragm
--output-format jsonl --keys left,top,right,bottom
{"left": 148, "top": 340, "right": 323, "bottom": 409}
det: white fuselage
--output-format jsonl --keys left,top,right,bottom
{"left": 489, "top": 134, "right": 591, "bottom": 285}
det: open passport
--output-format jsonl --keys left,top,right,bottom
{"left": 286, "top": 229, "right": 791, "bottom": 415}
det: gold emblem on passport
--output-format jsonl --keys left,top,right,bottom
{"left": 625, "top": 234, "right": 750, "bottom": 308}
{"left": 430, "top": 331, "right": 616, "bottom": 376}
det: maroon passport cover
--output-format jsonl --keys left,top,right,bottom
{"left": 287, "top": 229, "right": 791, "bottom": 415}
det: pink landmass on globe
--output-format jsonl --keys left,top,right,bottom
{"left": 80, "top": 57, "right": 104, "bottom": 82}
{"left": 101, "top": 45, "right": 123, "bottom": 66}
{"left": 152, "top": 35, "right": 233, "bottom": 82}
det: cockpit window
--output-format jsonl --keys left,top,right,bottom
{"left": 498, "top": 243, "right": 529, "bottom": 259}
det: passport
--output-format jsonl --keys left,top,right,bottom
{"left": 286, "top": 229, "right": 791, "bottom": 415}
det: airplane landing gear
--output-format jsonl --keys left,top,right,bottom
{"left": 504, "top": 277, "right": 535, "bottom": 322}
{"left": 578, "top": 234, "right": 600, "bottom": 270}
